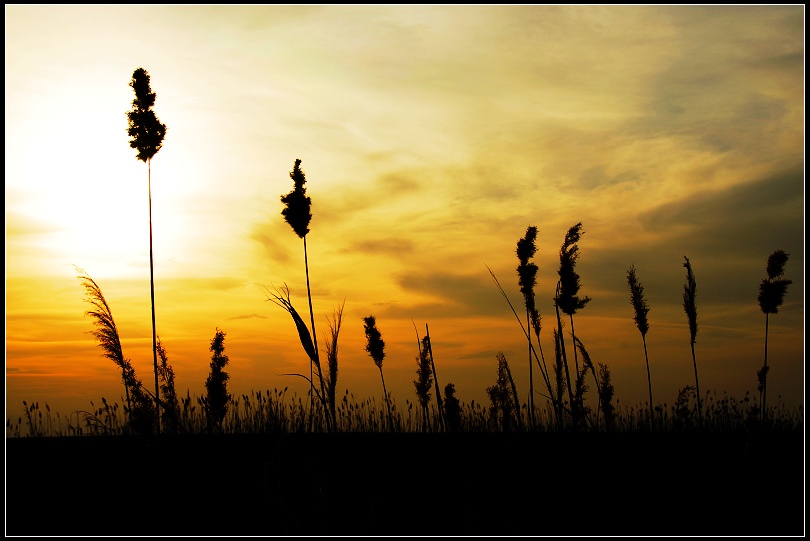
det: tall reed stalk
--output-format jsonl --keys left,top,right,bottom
{"left": 516, "top": 226, "right": 540, "bottom": 429}
{"left": 756, "top": 250, "right": 792, "bottom": 424}
{"left": 323, "top": 301, "right": 345, "bottom": 424}
{"left": 682, "top": 256, "right": 701, "bottom": 424}
{"left": 424, "top": 324, "right": 445, "bottom": 431}
{"left": 126, "top": 67, "right": 167, "bottom": 430}
{"left": 627, "top": 265, "right": 654, "bottom": 429}
{"left": 363, "top": 316, "right": 393, "bottom": 431}
{"left": 486, "top": 265, "right": 556, "bottom": 426}
{"left": 555, "top": 223, "right": 591, "bottom": 428}
{"left": 280, "top": 158, "right": 318, "bottom": 429}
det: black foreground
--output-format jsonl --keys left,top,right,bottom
{"left": 5, "top": 431, "right": 804, "bottom": 536}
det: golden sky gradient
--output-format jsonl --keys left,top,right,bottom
{"left": 5, "top": 5, "right": 804, "bottom": 421}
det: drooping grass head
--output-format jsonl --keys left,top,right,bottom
{"left": 281, "top": 158, "right": 312, "bottom": 239}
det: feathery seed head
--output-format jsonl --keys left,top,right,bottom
{"left": 766, "top": 250, "right": 789, "bottom": 280}
{"left": 126, "top": 67, "right": 166, "bottom": 162}
{"left": 556, "top": 222, "right": 591, "bottom": 315}
{"left": 280, "top": 158, "right": 313, "bottom": 238}
{"left": 682, "top": 256, "right": 698, "bottom": 342}
{"left": 758, "top": 250, "right": 792, "bottom": 314}
{"left": 363, "top": 316, "right": 386, "bottom": 369}
{"left": 627, "top": 265, "right": 650, "bottom": 337}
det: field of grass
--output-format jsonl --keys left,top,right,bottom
{"left": 6, "top": 385, "right": 803, "bottom": 438}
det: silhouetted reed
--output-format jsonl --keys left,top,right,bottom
{"left": 280, "top": 158, "right": 320, "bottom": 429}
{"left": 486, "top": 264, "right": 558, "bottom": 426}
{"left": 682, "top": 256, "right": 701, "bottom": 423}
{"left": 443, "top": 383, "right": 462, "bottom": 432}
{"left": 204, "top": 328, "right": 231, "bottom": 434}
{"left": 627, "top": 264, "right": 654, "bottom": 429}
{"left": 757, "top": 250, "right": 792, "bottom": 423}
{"left": 553, "top": 223, "right": 592, "bottom": 429}
{"left": 413, "top": 333, "right": 434, "bottom": 431}
{"left": 156, "top": 338, "right": 181, "bottom": 434}
{"left": 516, "top": 225, "right": 546, "bottom": 430}
{"left": 363, "top": 315, "right": 395, "bottom": 431}
{"left": 323, "top": 301, "right": 345, "bottom": 425}
{"left": 76, "top": 267, "right": 156, "bottom": 436}
{"left": 126, "top": 67, "right": 167, "bottom": 425}
{"left": 267, "top": 284, "right": 332, "bottom": 430}
{"left": 486, "top": 352, "right": 522, "bottom": 431}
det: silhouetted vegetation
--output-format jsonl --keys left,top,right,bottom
{"left": 413, "top": 334, "right": 433, "bottom": 431}
{"left": 363, "top": 315, "right": 394, "bottom": 430}
{"left": 627, "top": 264, "right": 654, "bottom": 429}
{"left": 54, "top": 219, "right": 802, "bottom": 441}
{"left": 554, "top": 222, "right": 591, "bottom": 429}
{"left": 682, "top": 256, "right": 701, "bottom": 424}
{"left": 75, "top": 267, "right": 156, "bottom": 436}
{"left": 156, "top": 337, "right": 181, "bottom": 434}
{"left": 204, "top": 328, "right": 231, "bottom": 434}
{"left": 486, "top": 352, "right": 522, "bottom": 432}
{"left": 443, "top": 383, "right": 462, "bottom": 433}
{"left": 323, "top": 301, "right": 345, "bottom": 425}
{"left": 516, "top": 225, "right": 542, "bottom": 429}
{"left": 126, "top": 67, "right": 167, "bottom": 425}
{"left": 267, "top": 284, "right": 332, "bottom": 429}
{"left": 757, "top": 249, "right": 792, "bottom": 423}
{"left": 279, "top": 158, "right": 321, "bottom": 429}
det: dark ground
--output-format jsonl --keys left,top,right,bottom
{"left": 5, "top": 430, "right": 805, "bottom": 536}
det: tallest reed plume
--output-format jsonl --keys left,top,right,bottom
{"left": 126, "top": 67, "right": 167, "bottom": 429}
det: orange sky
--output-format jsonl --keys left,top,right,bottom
{"left": 5, "top": 5, "right": 805, "bottom": 423}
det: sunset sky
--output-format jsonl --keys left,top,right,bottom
{"left": 5, "top": 5, "right": 805, "bottom": 424}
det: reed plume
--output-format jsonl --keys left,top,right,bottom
{"left": 516, "top": 225, "right": 540, "bottom": 429}
{"left": 756, "top": 250, "right": 792, "bottom": 422}
{"left": 556, "top": 222, "right": 591, "bottom": 374}
{"left": 323, "top": 301, "right": 345, "bottom": 424}
{"left": 126, "top": 67, "right": 167, "bottom": 428}
{"left": 413, "top": 335, "right": 433, "bottom": 431}
{"left": 486, "top": 352, "right": 521, "bottom": 431}
{"left": 156, "top": 337, "right": 181, "bottom": 434}
{"left": 363, "top": 315, "right": 393, "bottom": 430}
{"left": 682, "top": 256, "right": 701, "bottom": 423}
{"left": 424, "top": 324, "right": 445, "bottom": 431}
{"left": 627, "top": 264, "right": 654, "bottom": 429}
{"left": 280, "top": 158, "right": 319, "bottom": 429}
{"left": 204, "top": 328, "right": 231, "bottom": 434}
{"left": 443, "top": 383, "right": 462, "bottom": 432}
{"left": 554, "top": 222, "right": 592, "bottom": 429}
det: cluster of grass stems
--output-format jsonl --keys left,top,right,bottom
{"left": 7, "top": 388, "right": 802, "bottom": 438}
